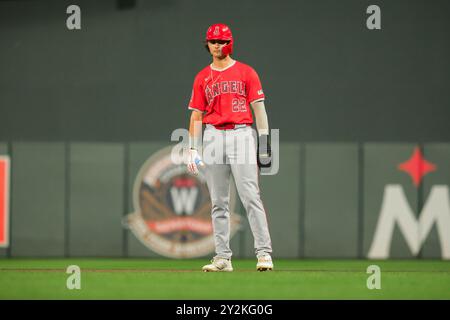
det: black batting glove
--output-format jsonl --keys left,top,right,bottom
{"left": 257, "top": 134, "right": 272, "bottom": 168}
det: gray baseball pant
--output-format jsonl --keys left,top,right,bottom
{"left": 201, "top": 125, "right": 272, "bottom": 259}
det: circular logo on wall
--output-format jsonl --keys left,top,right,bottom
{"left": 125, "top": 146, "right": 241, "bottom": 259}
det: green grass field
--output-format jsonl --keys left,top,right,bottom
{"left": 0, "top": 259, "right": 449, "bottom": 299}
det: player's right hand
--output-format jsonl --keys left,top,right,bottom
{"left": 187, "top": 148, "right": 204, "bottom": 175}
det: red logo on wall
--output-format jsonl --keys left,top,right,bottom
{"left": 398, "top": 146, "right": 437, "bottom": 187}
{"left": 0, "top": 156, "right": 10, "bottom": 248}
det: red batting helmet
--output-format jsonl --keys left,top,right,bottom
{"left": 205, "top": 23, "right": 233, "bottom": 56}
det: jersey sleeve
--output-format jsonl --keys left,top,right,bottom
{"left": 188, "top": 74, "right": 206, "bottom": 113}
{"left": 246, "top": 67, "right": 265, "bottom": 104}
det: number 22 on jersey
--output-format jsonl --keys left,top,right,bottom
{"left": 232, "top": 98, "right": 247, "bottom": 112}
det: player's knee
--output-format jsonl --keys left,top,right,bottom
{"left": 211, "top": 202, "right": 230, "bottom": 216}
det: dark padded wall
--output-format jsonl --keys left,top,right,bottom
{"left": 304, "top": 144, "right": 359, "bottom": 258}
{"left": 68, "top": 143, "right": 124, "bottom": 256}
{"left": 0, "top": 1, "right": 449, "bottom": 259}
{"left": 10, "top": 143, "right": 66, "bottom": 257}
{"left": 1, "top": 0, "right": 449, "bottom": 142}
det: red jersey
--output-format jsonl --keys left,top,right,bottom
{"left": 188, "top": 60, "right": 265, "bottom": 126}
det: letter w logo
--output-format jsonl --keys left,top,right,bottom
{"left": 368, "top": 185, "right": 450, "bottom": 259}
{"left": 170, "top": 187, "right": 198, "bottom": 215}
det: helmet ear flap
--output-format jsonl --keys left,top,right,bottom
{"left": 221, "top": 41, "right": 233, "bottom": 56}
{"left": 203, "top": 39, "right": 233, "bottom": 56}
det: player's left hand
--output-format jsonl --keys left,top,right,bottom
{"left": 257, "top": 134, "right": 272, "bottom": 168}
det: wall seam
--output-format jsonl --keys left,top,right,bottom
{"left": 357, "top": 142, "right": 365, "bottom": 259}
{"left": 6, "top": 141, "right": 13, "bottom": 258}
{"left": 64, "top": 142, "right": 71, "bottom": 258}
{"left": 299, "top": 143, "right": 306, "bottom": 258}
{"left": 122, "top": 142, "right": 130, "bottom": 258}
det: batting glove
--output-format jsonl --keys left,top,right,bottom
{"left": 257, "top": 134, "right": 272, "bottom": 168}
{"left": 187, "top": 148, "right": 204, "bottom": 175}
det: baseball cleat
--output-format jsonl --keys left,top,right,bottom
{"left": 202, "top": 257, "right": 233, "bottom": 272}
{"left": 256, "top": 255, "right": 273, "bottom": 271}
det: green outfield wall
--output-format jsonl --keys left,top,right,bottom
{"left": 0, "top": 142, "right": 449, "bottom": 259}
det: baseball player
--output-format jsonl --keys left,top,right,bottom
{"left": 187, "top": 23, "right": 274, "bottom": 272}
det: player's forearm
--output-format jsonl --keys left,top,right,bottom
{"left": 251, "top": 100, "right": 269, "bottom": 136}
{"left": 252, "top": 101, "right": 272, "bottom": 166}
{"left": 189, "top": 110, "right": 203, "bottom": 149}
